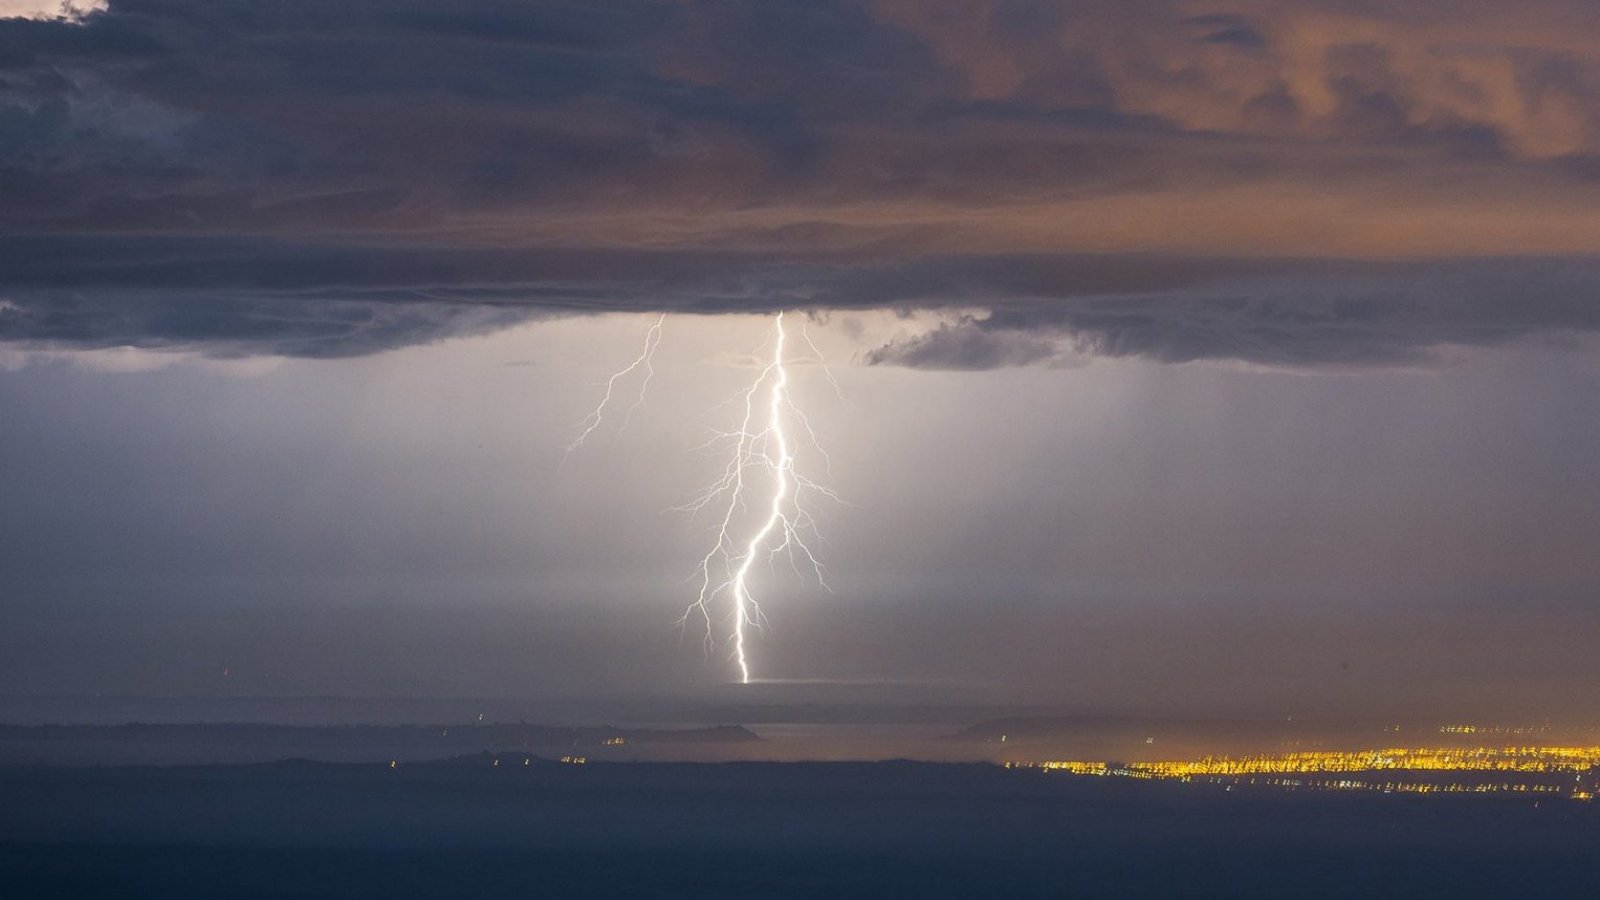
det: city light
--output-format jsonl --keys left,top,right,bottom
{"left": 1010, "top": 746, "right": 1600, "bottom": 798}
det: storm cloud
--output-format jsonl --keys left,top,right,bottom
{"left": 865, "top": 261, "right": 1600, "bottom": 368}
{"left": 5, "top": 0, "right": 1600, "bottom": 361}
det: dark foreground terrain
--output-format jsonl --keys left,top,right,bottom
{"left": 2, "top": 758, "right": 1597, "bottom": 899}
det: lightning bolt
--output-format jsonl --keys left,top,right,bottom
{"left": 563, "top": 313, "right": 665, "bottom": 457}
{"left": 680, "top": 311, "right": 837, "bottom": 683}
{"left": 566, "top": 310, "right": 838, "bottom": 684}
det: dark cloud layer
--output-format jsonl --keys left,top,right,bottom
{"left": 866, "top": 262, "right": 1600, "bottom": 368}
{"left": 5, "top": 1, "right": 1600, "bottom": 360}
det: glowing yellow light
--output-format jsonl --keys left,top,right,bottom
{"left": 1023, "top": 745, "right": 1600, "bottom": 797}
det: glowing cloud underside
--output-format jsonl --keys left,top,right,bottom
{"left": 568, "top": 311, "right": 837, "bottom": 684}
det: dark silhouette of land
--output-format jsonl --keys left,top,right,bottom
{"left": 0, "top": 722, "right": 758, "bottom": 765}
{"left": 3, "top": 755, "right": 1597, "bottom": 898}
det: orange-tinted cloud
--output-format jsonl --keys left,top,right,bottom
{"left": 4, "top": 1, "right": 1600, "bottom": 358}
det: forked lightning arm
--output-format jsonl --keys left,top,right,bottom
{"left": 571, "top": 311, "right": 837, "bottom": 683}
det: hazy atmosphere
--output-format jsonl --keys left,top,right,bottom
{"left": 5, "top": 312, "right": 1600, "bottom": 722}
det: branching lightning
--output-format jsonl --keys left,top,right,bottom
{"left": 679, "top": 311, "right": 837, "bottom": 683}
{"left": 563, "top": 313, "right": 665, "bottom": 458}
{"left": 568, "top": 310, "right": 838, "bottom": 684}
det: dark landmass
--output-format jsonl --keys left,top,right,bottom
{"left": 0, "top": 722, "right": 758, "bottom": 766}
{"left": 0, "top": 688, "right": 1055, "bottom": 728}
{"left": 2, "top": 758, "right": 1597, "bottom": 898}
{"left": 0, "top": 722, "right": 758, "bottom": 746}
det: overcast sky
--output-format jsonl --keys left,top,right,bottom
{"left": 3, "top": 1, "right": 1600, "bottom": 718}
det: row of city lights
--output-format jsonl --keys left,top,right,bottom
{"left": 1009, "top": 746, "right": 1600, "bottom": 799}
